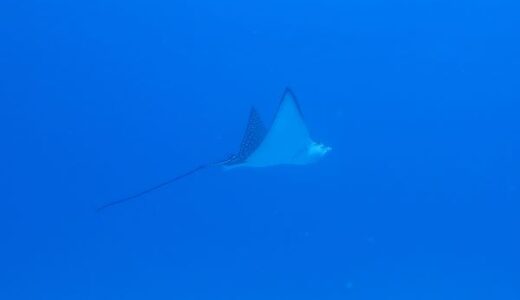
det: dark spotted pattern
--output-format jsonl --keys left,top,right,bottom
{"left": 225, "top": 107, "right": 267, "bottom": 165}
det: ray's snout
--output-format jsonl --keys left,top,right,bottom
{"left": 307, "top": 142, "right": 331, "bottom": 162}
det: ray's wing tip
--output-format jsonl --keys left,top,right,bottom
{"left": 283, "top": 86, "right": 296, "bottom": 98}
{"left": 280, "top": 86, "right": 304, "bottom": 117}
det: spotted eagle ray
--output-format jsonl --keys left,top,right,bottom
{"left": 97, "top": 88, "right": 331, "bottom": 211}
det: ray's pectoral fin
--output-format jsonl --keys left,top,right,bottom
{"left": 223, "top": 106, "right": 267, "bottom": 167}
{"left": 241, "top": 88, "right": 317, "bottom": 167}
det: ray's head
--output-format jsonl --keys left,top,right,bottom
{"left": 307, "top": 141, "right": 332, "bottom": 162}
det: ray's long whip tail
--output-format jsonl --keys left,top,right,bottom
{"left": 96, "top": 156, "right": 234, "bottom": 212}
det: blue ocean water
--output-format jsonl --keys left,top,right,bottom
{"left": 1, "top": 0, "right": 519, "bottom": 299}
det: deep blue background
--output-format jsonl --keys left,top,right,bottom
{"left": 1, "top": 0, "right": 519, "bottom": 299}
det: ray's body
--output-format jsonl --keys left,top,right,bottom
{"left": 97, "top": 88, "right": 331, "bottom": 211}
